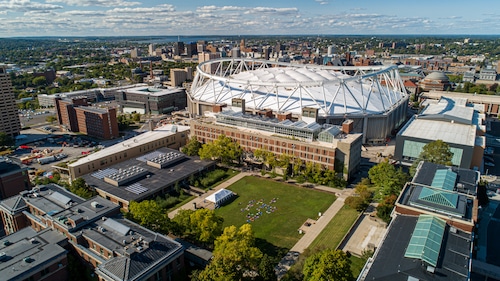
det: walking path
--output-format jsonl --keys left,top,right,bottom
{"left": 289, "top": 190, "right": 351, "bottom": 253}
{"left": 167, "top": 172, "right": 251, "bottom": 219}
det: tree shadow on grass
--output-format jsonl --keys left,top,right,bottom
{"left": 255, "top": 238, "right": 289, "bottom": 259}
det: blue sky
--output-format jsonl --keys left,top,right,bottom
{"left": 1, "top": 0, "right": 499, "bottom": 37}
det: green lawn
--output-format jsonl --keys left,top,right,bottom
{"left": 350, "top": 255, "right": 367, "bottom": 279}
{"left": 215, "top": 176, "right": 336, "bottom": 252}
{"left": 307, "top": 205, "right": 360, "bottom": 252}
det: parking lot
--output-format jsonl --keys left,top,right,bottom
{"left": 14, "top": 128, "right": 103, "bottom": 175}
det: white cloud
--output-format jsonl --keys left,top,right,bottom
{"left": 0, "top": 0, "right": 62, "bottom": 12}
{"left": 45, "top": 0, "right": 140, "bottom": 7}
{"left": 314, "top": 0, "right": 328, "bottom": 5}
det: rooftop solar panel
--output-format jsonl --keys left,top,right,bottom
{"left": 48, "top": 191, "right": 72, "bottom": 206}
{"left": 125, "top": 183, "right": 149, "bottom": 195}
{"left": 91, "top": 168, "right": 118, "bottom": 179}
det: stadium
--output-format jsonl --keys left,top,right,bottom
{"left": 188, "top": 58, "right": 409, "bottom": 143}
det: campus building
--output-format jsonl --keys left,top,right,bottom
{"left": 0, "top": 184, "right": 185, "bottom": 281}
{"left": 0, "top": 64, "right": 21, "bottom": 137}
{"left": 358, "top": 161, "right": 479, "bottom": 281}
{"left": 394, "top": 96, "right": 485, "bottom": 170}
{"left": 190, "top": 100, "right": 363, "bottom": 180}
{"left": 55, "top": 97, "right": 119, "bottom": 140}
{"left": 422, "top": 90, "right": 500, "bottom": 118}
{"left": 0, "top": 227, "right": 69, "bottom": 281}
{"left": 189, "top": 58, "right": 409, "bottom": 144}
{"left": 0, "top": 156, "right": 31, "bottom": 201}
{"left": 114, "top": 85, "right": 186, "bottom": 114}
{"left": 67, "top": 124, "right": 190, "bottom": 180}
{"left": 82, "top": 147, "right": 215, "bottom": 211}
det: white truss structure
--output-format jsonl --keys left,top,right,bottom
{"left": 190, "top": 58, "right": 408, "bottom": 117}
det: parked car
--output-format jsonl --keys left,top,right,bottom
{"left": 485, "top": 162, "right": 495, "bottom": 167}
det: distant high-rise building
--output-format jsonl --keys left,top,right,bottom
{"left": 148, "top": 43, "right": 155, "bottom": 56}
{"left": 231, "top": 47, "right": 241, "bottom": 58}
{"left": 199, "top": 52, "right": 221, "bottom": 74}
{"left": 173, "top": 42, "right": 185, "bottom": 56}
{"left": 186, "top": 42, "right": 197, "bottom": 57}
{"left": 130, "top": 48, "right": 140, "bottom": 58}
{"left": 263, "top": 47, "right": 270, "bottom": 60}
{"left": 327, "top": 45, "right": 335, "bottom": 57}
{"left": 197, "top": 40, "right": 207, "bottom": 53}
{"left": 0, "top": 64, "right": 21, "bottom": 137}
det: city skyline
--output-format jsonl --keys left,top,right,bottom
{"left": 0, "top": 0, "right": 499, "bottom": 37}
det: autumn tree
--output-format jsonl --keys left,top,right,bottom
{"left": 69, "top": 177, "right": 95, "bottom": 199}
{"left": 302, "top": 249, "right": 354, "bottom": 281}
{"left": 345, "top": 179, "right": 373, "bottom": 211}
{"left": 195, "top": 224, "right": 263, "bottom": 281}
{"left": 199, "top": 134, "right": 243, "bottom": 165}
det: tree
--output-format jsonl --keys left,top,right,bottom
{"left": 132, "top": 113, "right": 141, "bottom": 122}
{"left": 172, "top": 209, "right": 224, "bottom": 245}
{"left": 196, "top": 224, "right": 263, "bottom": 281}
{"left": 32, "top": 76, "right": 47, "bottom": 86}
{"left": 0, "top": 132, "right": 14, "bottom": 147}
{"left": 181, "top": 136, "right": 202, "bottom": 156}
{"left": 129, "top": 200, "right": 169, "bottom": 232}
{"left": 69, "top": 178, "right": 95, "bottom": 199}
{"left": 410, "top": 140, "right": 453, "bottom": 176}
{"left": 376, "top": 194, "right": 398, "bottom": 223}
{"left": 46, "top": 115, "right": 57, "bottom": 123}
{"left": 199, "top": 135, "right": 243, "bottom": 165}
{"left": 344, "top": 181, "right": 372, "bottom": 212}
{"left": 368, "top": 160, "right": 408, "bottom": 198}
{"left": 302, "top": 249, "right": 354, "bottom": 281}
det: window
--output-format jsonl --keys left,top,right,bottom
{"left": 41, "top": 267, "right": 50, "bottom": 276}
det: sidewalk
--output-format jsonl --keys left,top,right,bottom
{"left": 167, "top": 172, "right": 251, "bottom": 219}
{"left": 290, "top": 188, "right": 352, "bottom": 253}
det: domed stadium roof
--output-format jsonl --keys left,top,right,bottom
{"left": 424, "top": 72, "right": 449, "bottom": 81}
{"left": 190, "top": 58, "right": 409, "bottom": 117}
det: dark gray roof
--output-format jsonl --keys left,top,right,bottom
{"left": 413, "top": 162, "right": 479, "bottom": 195}
{"left": 92, "top": 216, "right": 183, "bottom": 281}
{"left": 0, "top": 195, "right": 27, "bottom": 214}
{"left": 0, "top": 157, "right": 24, "bottom": 175}
{"left": 0, "top": 227, "right": 67, "bottom": 281}
{"left": 83, "top": 147, "right": 215, "bottom": 203}
{"left": 363, "top": 215, "right": 471, "bottom": 281}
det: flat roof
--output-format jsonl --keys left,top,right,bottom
{"left": 82, "top": 147, "right": 214, "bottom": 202}
{"left": 75, "top": 106, "right": 111, "bottom": 114}
{"left": 0, "top": 227, "right": 67, "bottom": 280}
{"left": 22, "top": 184, "right": 86, "bottom": 215}
{"left": 420, "top": 97, "right": 474, "bottom": 125}
{"left": 412, "top": 162, "right": 479, "bottom": 195}
{"left": 399, "top": 118, "right": 476, "bottom": 147}
{"left": 125, "top": 86, "right": 184, "bottom": 97}
{"left": 362, "top": 215, "right": 471, "bottom": 281}
{"left": 69, "top": 124, "right": 189, "bottom": 168}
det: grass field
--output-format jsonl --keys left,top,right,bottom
{"left": 307, "top": 205, "right": 360, "bottom": 252}
{"left": 350, "top": 255, "right": 367, "bottom": 278}
{"left": 215, "top": 176, "right": 336, "bottom": 252}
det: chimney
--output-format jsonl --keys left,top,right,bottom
{"left": 231, "top": 98, "right": 246, "bottom": 113}
{"left": 212, "top": 104, "right": 226, "bottom": 113}
{"left": 277, "top": 112, "right": 292, "bottom": 121}
{"left": 258, "top": 109, "right": 273, "bottom": 118}
{"left": 342, "top": 119, "right": 354, "bottom": 134}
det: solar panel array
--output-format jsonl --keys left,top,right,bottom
{"left": 91, "top": 168, "right": 118, "bottom": 179}
{"left": 146, "top": 151, "right": 185, "bottom": 169}
{"left": 49, "top": 191, "right": 72, "bottom": 206}
{"left": 136, "top": 151, "right": 164, "bottom": 163}
{"left": 125, "top": 183, "right": 149, "bottom": 195}
{"left": 104, "top": 166, "right": 148, "bottom": 186}
{"left": 102, "top": 218, "right": 131, "bottom": 236}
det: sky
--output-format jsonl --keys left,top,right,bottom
{"left": 1, "top": 0, "right": 499, "bottom": 37}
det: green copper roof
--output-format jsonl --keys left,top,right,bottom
{"left": 431, "top": 169, "right": 457, "bottom": 191}
{"left": 418, "top": 169, "right": 459, "bottom": 208}
{"left": 404, "top": 215, "right": 446, "bottom": 267}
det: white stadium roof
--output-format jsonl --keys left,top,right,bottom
{"left": 190, "top": 58, "right": 408, "bottom": 117}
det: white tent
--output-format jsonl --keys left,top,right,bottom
{"left": 206, "top": 189, "right": 234, "bottom": 208}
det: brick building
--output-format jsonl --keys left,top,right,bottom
{"left": 115, "top": 86, "right": 187, "bottom": 115}
{"left": 0, "top": 157, "right": 31, "bottom": 201}
{"left": 0, "top": 64, "right": 21, "bottom": 137}
{"left": 0, "top": 184, "right": 185, "bottom": 281}
{"left": 55, "top": 97, "right": 119, "bottom": 140}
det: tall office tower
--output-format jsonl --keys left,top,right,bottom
{"left": 173, "top": 42, "right": 185, "bottom": 56}
{"left": 0, "top": 65, "right": 21, "bottom": 137}
{"left": 148, "top": 43, "right": 155, "bottom": 56}
{"left": 186, "top": 42, "right": 197, "bottom": 57}
{"left": 263, "top": 47, "right": 270, "bottom": 60}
